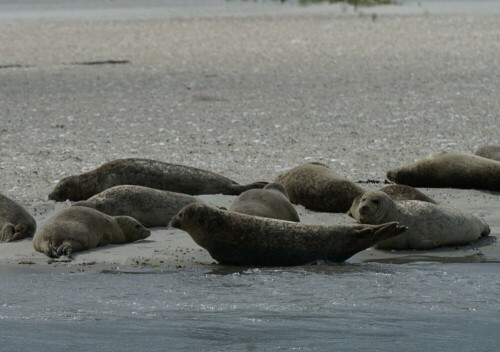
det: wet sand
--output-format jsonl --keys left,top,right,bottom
{"left": 0, "top": 1, "right": 499, "bottom": 273}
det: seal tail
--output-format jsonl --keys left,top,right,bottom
{"left": 232, "top": 181, "right": 269, "bottom": 195}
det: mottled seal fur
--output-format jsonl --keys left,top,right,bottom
{"left": 169, "top": 203, "right": 406, "bottom": 266}
{"left": 475, "top": 145, "right": 500, "bottom": 161}
{"left": 229, "top": 183, "right": 300, "bottom": 222}
{"left": 347, "top": 184, "right": 437, "bottom": 218}
{"left": 0, "top": 193, "right": 37, "bottom": 242}
{"left": 73, "top": 185, "right": 204, "bottom": 227}
{"left": 275, "top": 162, "right": 365, "bottom": 213}
{"left": 33, "top": 206, "right": 151, "bottom": 258}
{"left": 386, "top": 152, "right": 500, "bottom": 191}
{"left": 350, "top": 191, "right": 490, "bottom": 250}
{"left": 48, "top": 158, "right": 268, "bottom": 201}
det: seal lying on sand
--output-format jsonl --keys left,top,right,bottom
{"left": 48, "top": 158, "right": 268, "bottom": 201}
{"left": 73, "top": 185, "right": 204, "bottom": 227}
{"left": 378, "top": 185, "right": 437, "bottom": 204}
{"left": 33, "top": 206, "right": 150, "bottom": 258}
{"left": 386, "top": 152, "right": 500, "bottom": 191}
{"left": 349, "top": 191, "right": 490, "bottom": 250}
{"left": 347, "top": 184, "right": 437, "bottom": 218}
{"left": 475, "top": 145, "right": 500, "bottom": 161}
{"left": 229, "top": 183, "right": 300, "bottom": 222}
{"left": 0, "top": 193, "right": 37, "bottom": 242}
{"left": 275, "top": 162, "right": 365, "bottom": 213}
{"left": 169, "top": 203, "right": 406, "bottom": 266}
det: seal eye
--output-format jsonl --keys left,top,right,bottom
{"left": 372, "top": 199, "right": 380, "bottom": 205}
{"left": 136, "top": 224, "right": 142, "bottom": 229}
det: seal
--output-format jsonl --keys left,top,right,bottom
{"left": 169, "top": 203, "right": 407, "bottom": 266}
{"left": 33, "top": 206, "right": 151, "bottom": 258}
{"left": 0, "top": 192, "right": 37, "bottom": 242}
{"left": 72, "top": 185, "right": 204, "bottom": 227}
{"left": 475, "top": 145, "right": 500, "bottom": 161}
{"left": 349, "top": 191, "right": 490, "bottom": 250}
{"left": 275, "top": 162, "right": 365, "bottom": 213}
{"left": 378, "top": 185, "right": 437, "bottom": 203}
{"left": 347, "top": 184, "right": 437, "bottom": 218}
{"left": 386, "top": 152, "right": 500, "bottom": 191}
{"left": 48, "top": 158, "right": 268, "bottom": 201}
{"left": 229, "top": 183, "right": 300, "bottom": 222}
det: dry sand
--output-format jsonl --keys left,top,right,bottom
{"left": 0, "top": 3, "right": 499, "bottom": 273}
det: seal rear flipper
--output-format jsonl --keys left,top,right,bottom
{"left": 371, "top": 222, "right": 407, "bottom": 242}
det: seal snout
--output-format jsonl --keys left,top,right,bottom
{"left": 169, "top": 212, "right": 183, "bottom": 229}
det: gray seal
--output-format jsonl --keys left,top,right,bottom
{"left": 386, "top": 152, "right": 500, "bottom": 191}
{"left": 275, "top": 162, "right": 365, "bottom": 213}
{"left": 169, "top": 203, "right": 406, "bottom": 266}
{"left": 33, "top": 206, "right": 151, "bottom": 258}
{"left": 48, "top": 158, "right": 268, "bottom": 201}
{"left": 475, "top": 145, "right": 500, "bottom": 161}
{"left": 350, "top": 191, "right": 490, "bottom": 250}
{"left": 73, "top": 185, "right": 204, "bottom": 227}
{"left": 229, "top": 183, "right": 300, "bottom": 222}
{"left": 0, "top": 192, "right": 37, "bottom": 242}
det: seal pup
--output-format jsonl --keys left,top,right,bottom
{"left": 275, "top": 162, "right": 365, "bottom": 213}
{"left": 0, "top": 193, "right": 37, "bottom": 242}
{"left": 475, "top": 145, "right": 500, "bottom": 161}
{"left": 73, "top": 185, "right": 204, "bottom": 227}
{"left": 350, "top": 191, "right": 490, "bottom": 250}
{"left": 386, "top": 152, "right": 500, "bottom": 191}
{"left": 347, "top": 184, "right": 437, "bottom": 218}
{"left": 229, "top": 183, "right": 300, "bottom": 222}
{"left": 33, "top": 206, "right": 151, "bottom": 258}
{"left": 170, "top": 203, "right": 406, "bottom": 266}
{"left": 48, "top": 158, "right": 268, "bottom": 201}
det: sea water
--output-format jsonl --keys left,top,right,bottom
{"left": 1, "top": 263, "right": 499, "bottom": 351}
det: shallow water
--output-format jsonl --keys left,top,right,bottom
{"left": 1, "top": 263, "right": 499, "bottom": 351}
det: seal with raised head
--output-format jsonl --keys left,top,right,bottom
{"left": 475, "top": 145, "right": 500, "bottom": 161}
{"left": 350, "top": 191, "right": 490, "bottom": 250}
{"left": 33, "top": 206, "right": 151, "bottom": 258}
{"left": 275, "top": 162, "right": 365, "bottom": 213}
{"left": 386, "top": 152, "right": 500, "bottom": 191}
{"left": 229, "top": 182, "right": 300, "bottom": 222}
{"left": 347, "top": 184, "right": 437, "bottom": 218}
{"left": 48, "top": 158, "right": 268, "bottom": 201}
{"left": 72, "top": 185, "right": 204, "bottom": 227}
{"left": 169, "top": 203, "right": 406, "bottom": 266}
{"left": 0, "top": 192, "right": 37, "bottom": 242}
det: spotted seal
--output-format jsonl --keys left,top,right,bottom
{"left": 275, "top": 162, "right": 365, "bottom": 213}
{"left": 347, "top": 184, "right": 437, "bottom": 218}
{"left": 229, "top": 183, "right": 300, "bottom": 222}
{"left": 33, "top": 206, "right": 150, "bottom": 258}
{"left": 386, "top": 152, "right": 500, "bottom": 191}
{"left": 169, "top": 203, "right": 406, "bottom": 266}
{"left": 0, "top": 192, "right": 36, "bottom": 242}
{"left": 48, "top": 158, "right": 268, "bottom": 201}
{"left": 349, "top": 191, "right": 490, "bottom": 250}
{"left": 73, "top": 185, "right": 204, "bottom": 227}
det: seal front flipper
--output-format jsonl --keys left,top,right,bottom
{"left": 0, "top": 223, "right": 16, "bottom": 242}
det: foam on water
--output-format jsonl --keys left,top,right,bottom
{"left": 1, "top": 263, "right": 499, "bottom": 351}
